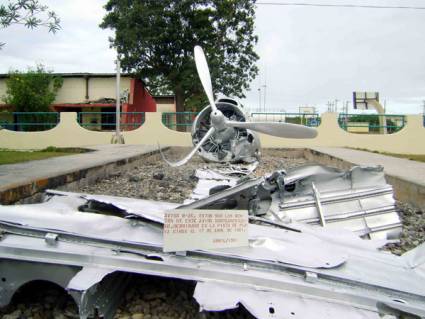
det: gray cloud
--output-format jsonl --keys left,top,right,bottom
{"left": 0, "top": 0, "right": 424, "bottom": 114}
{"left": 244, "top": 0, "right": 425, "bottom": 114}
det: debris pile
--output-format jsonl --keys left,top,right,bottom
{"left": 1, "top": 148, "right": 424, "bottom": 319}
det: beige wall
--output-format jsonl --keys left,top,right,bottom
{"left": 54, "top": 78, "right": 86, "bottom": 103}
{"left": 0, "top": 112, "right": 424, "bottom": 155}
{"left": 157, "top": 103, "right": 176, "bottom": 113}
{"left": 346, "top": 122, "right": 369, "bottom": 133}
{"left": 155, "top": 97, "right": 176, "bottom": 113}
{"left": 0, "top": 76, "right": 132, "bottom": 104}
{"left": 54, "top": 77, "right": 131, "bottom": 104}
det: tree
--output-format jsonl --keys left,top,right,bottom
{"left": 0, "top": 0, "right": 60, "bottom": 49}
{"left": 3, "top": 64, "right": 63, "bottom": 112}
{"left": 100, "top": 0, "right": 259, "bottom": 112}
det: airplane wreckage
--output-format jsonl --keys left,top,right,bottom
{"left": 159, "top": 46, "right": 317, "bottom": 167}
{"left": 0, "top": 47, "right": 424, "bottom": 319}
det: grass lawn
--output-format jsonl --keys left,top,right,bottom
{"left": 0, "top": 147, "right": 84, "bottom": 165}
{"left": 378, "top": 152, "right": 425, "bottom": 163}
{"left": 353, "top": 148, "right": 425, "bottom": 163}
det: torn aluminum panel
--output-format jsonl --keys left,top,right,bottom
{"left": 0, "top": 196, "right": 346, "bottom": 268}
{"left": 47, "top": 189, "right": 178, "bottom": 223}
{"left": 0, "top": 193, "right": 425, "bottom": 319}
{"left": 67, "top": 267, "right": 131, "bottom": 319}
{"left": 184, "top": 168, "right": 239, "bottom": 203}
{"left": 194, "top": 281, "right": 381, "bottom": 319}
{"left": 184, "top": 163, "right": 259, "bottom": 204}
{"left": 269, "top": 165, "right": 401, "bottom": 240}
{"left": 180, "top": 165, "right": 401, "bottom": 241}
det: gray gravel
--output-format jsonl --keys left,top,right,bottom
{"left": 385, "top": 201, "right": 425, "bottom": 255}
{"left": 1, "top": 147, "right": 423, "bottom": 319}
{"left": 80, "top": 147, "right": 310, "bottom": 203}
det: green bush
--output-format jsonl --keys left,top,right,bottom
{"left": 3, "top": 64, "right": 63, "bottom": 112}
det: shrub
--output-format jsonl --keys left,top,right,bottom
{"left": 3, "top": 64, "right": 63, "bottom": 112}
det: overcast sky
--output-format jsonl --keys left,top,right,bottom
{"left": 0, "top": 0, "right": 424, "bottom": 114}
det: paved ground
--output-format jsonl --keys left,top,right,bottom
{"left": 1, "top": 145, "right": 423, "bottom": 190}
{"left": 0, "top": 144, "right": 158, "bottom": 192}
{"left": 1, "top": 145, "right": 423, "bottom": 191}
{"left": 311, "top": 147, "right": 425, "bottom": 187}
{"left": 1, "top": 145, "right": 424, "bottom": 207}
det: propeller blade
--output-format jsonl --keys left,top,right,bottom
{"left": 225, "top": 121, "right": 318, "bottom": 139}
{"left": 194, "top": 46, "right": 217, "bottom": 112}
{"left": 158, "top": 127, "right": 216, "bottom": 167}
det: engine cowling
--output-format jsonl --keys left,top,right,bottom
{"left": 191, "top": 97, "right": 261, "bottom": 163}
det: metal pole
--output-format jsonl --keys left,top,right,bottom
{"left": 345, "top": 101, "right": 349, "bottom": 127}
{"left": 115, "top": 58, "right": 121, "bottom": 138}
{"left": 258, "top": 87, "right": 262, "bottom": 112}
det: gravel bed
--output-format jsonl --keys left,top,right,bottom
{"left": 79, "top": 147, "right": 310, "bottom": 203}
{"left": 1, "top": 147, "right": 423, "bottom": 319}
{"left": 385, "top": 201, "right": 425, "bottom": 255}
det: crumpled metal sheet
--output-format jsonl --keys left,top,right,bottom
{"left": 0, "top": 198, "right": 346, "bottom": 269}
{"left": 47, "top": 189, "right": 178, "bottom": 223}
{"left": 211, "top": 221, "right": 348, "bottom": 267}
{"left": 185, "top": 165, "right": 401, "bottom": 241}
{"left": 210, "top": 162, "right": 259, "bottom": 176}
{"left": 282, "top": 165, "right": 387, "bottom": 195}
{"left": 1, "top": 191, "right": 425, "bottom": 319}
{"left": 185, "top": 169, "right": 239, "bottom": 203}
{"left": 185, "top": 164, "right": 259, "bottom": 203}
{"left": 402, "top": 242, "right": 425, "bottom": 280}
{"left": 67, "top": 267, "right": 115, "bottom": 291}
{"left": 194, "top": 281, "right": 380, "bottom": 319}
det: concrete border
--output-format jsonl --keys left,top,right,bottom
{"left": 0, "top": 146, "right": 166, "bottom": 205}
{"left": 0, "top": 144, "right": 423, "bottom": 210}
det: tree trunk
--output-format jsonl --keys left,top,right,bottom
{"left": 174, "top": 87, "right": 186, "bottom": 132}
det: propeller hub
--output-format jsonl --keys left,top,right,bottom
{"left": 214, "top": 127, "right": 237, "bottom": 144}
{"left": 210, "top": 109, "right": 226, "bottom": 131}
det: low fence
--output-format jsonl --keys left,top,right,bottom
{"left": 338, "top": 114, "right": 406, "bottom": 134}
{"left": 77, "top": 112, "right": 145, "bottom": 131}
{"left": 0, "top": 112, "right": 424, "bottom": 155}
{"left": 162, "top": 112, "right": 198, "bottom": 132}
{"left": 0, "top": 112, "right": 146, "bottom": 132}
{"left": 1, "top": 112, "right": 410, "bottom": 134}
{"left": 0, "top": 112, "right": 59, "bottom": 131}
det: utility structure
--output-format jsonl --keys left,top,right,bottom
{"left": 353, "top": 92, "right": 387, "bottom": 134}
{"left": 326, "top": 101, "right": 334, "bottom": 112}
{"left": 111, "top": 58, "right": 125, "bottom": 144}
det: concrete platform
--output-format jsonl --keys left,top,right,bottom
{"left": 305, "top": 147, "right": 425, "bottom": 209}
{"left": 0, "top": 145, "right": 160, "bottom": 204}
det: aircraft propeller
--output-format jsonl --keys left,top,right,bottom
{"left": 159, "top": 46, "right": 318, "bottom": 167}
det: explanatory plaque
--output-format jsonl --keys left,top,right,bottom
{"left": 163, "top": 210, "right": 248, "bottom": 252}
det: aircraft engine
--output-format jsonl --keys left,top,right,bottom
{"left": 192, "top": 98, "right": 261, "bottom": 164}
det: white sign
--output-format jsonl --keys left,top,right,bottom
{"left": 163, "top": 210, "right": 248, "bottom": 252}
{"left": 299, "top": 106, "right": 315, "bottom": 114}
